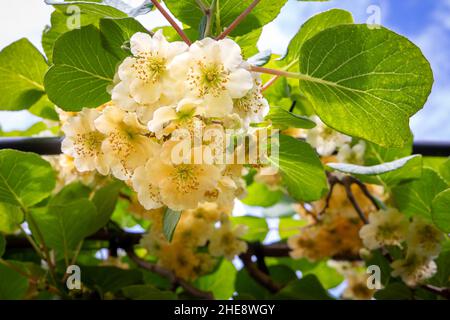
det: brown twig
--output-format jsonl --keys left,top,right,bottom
{"left": 318, "top": 174, "right": 339, "bottom": 217}
{"left": 239, "top": 252, "right": 282, "bottom": 293}
{"left": 216, "top": 0, "right": 261, "bottom": 39}
{"left": 126, "top": 248, "right": 214, "bottom": 300}
{"left": 349, "top": 177, "right": 381, "bottom": 210}
{"left": 342, "top": 176, "right": 369, "bottom": 224}
{"left": 149, "top": 0, "right": 191, "bottom": 45}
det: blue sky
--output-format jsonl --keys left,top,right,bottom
{"left": 0, "top": 0, "right": 449, "bottom": 141}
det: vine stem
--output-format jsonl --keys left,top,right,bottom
{"left": 126, "top": 248, "right": 213, "bottom": 300}
{"left": 239, "top": 252, "right": 282, "bottom": 293}
{"left": 216, "top": 0, "right": 261, "bottom": 39}
{"left": 23, "top": 209, "right": 60, "bottom": 290}
{"left": 150, "top": 0, "right": 191, "bottom": 45}
{"left": 261, "top": 75, "right": 279, "bottom": 92}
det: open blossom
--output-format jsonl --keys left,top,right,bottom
{"left": 391, "top": 252, "right": 437, "bottom": 286}
{"left": 147, "top": 98, "right": 201, "bottom": 138}
{"left": 137, "top": 140, "right": 222, "bottom": 211}
{"left": 170, "top": 37, "right": 253, "bottom": 117}
{"left": 95, "top": 106, "right": 160, "bottom": 180}
{"left": 306, "top": 116, "right": 351, "bottom": 156}
{"left": 112, "top": 30, "right": 188, "bottom": 107}
{"left": 406, "top": 218, "right": 444, "bottom": 258}
{"left": 232, "top": 74, "right": 269, "bottom": 126}
{"left": 208, "top": 219, "right": 248, "bottom": 260}
{"left": 61, "top": 108, "right": 109, "bottom": 175}
{"left": 359, "top": 208, "right": 409, "bottom": 250}
{"left": 337, "top": 140, "right": 366, "bottom": 164}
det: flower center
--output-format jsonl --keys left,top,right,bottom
{"left": 188, "top": 61, "right": 229, "bottom": 97}
{"left": 74, "top": 131, "right": 103, "bottom": 157}
{"left": 134, "top": 53, "right": 166, "bottom": 83}
{"left": 172, "top": 164, "right": 200, "bottom": 193}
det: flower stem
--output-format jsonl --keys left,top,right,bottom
{"left": 150, "top": 0, "right": 192, "bottom": 45}
{"left": 261, "top": 59, "right": 299, "bottom": 91}
{"left": 203, "top": 0, "right": 217, "bottom": 38}
{"left": 261, "top": 75, "right": 279, "bottom": 92}
{"left": 251, "top": 65, "right": 304, "bottom": 79}
{"left": 217, "top": 0, "right": 261, "bottom": 39}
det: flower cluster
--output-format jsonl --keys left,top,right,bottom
{"left": 360, "top": 209, "right": 445, "bottom": 286}
{"left": 288, "top": 183, "right": 380, "bottom": 261}
{"left": 61, "top": 31, "right": 269, "bottom": 212}
{"left": 44, "top": 154, "right": 108, "bottom": 192}
{"left": 140, "top": 203, "right": 247, "bottom": 280}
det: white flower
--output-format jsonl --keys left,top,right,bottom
{"left": 95, "top": 106, "right": 160, "bottom": 180}
{"left": 337, "top": 140, "right": 366, "bottom": 164}
{"left": 61, "top": 108, "right": 109, "bottom": 175}
{"left": 208, "top": 219, "right": 248, "bottom": 260}
{"left": 232, "top": 74, "right": 269, "bottom": 126}
{"left": 391, "top": 252, "right": 437, "bottom": 287}
{"left": 306, "top": 116, "right": 351, "bottom": 156}
{"left": 170, "top": 37, "right": 253, "bottom": 117}
{"left": 140, "top": 140, "right": 222, "bottom": 210}
{"left": 112, "top": 30, "right": 188, "bottom": 106}
{"left": 131, "top": 164, "right": 163, "bottom": 210}
{"left": 147, "top": 98, "right": 202, "bottom": 138}
{"left": 359, "top": 208, "right": 409, "bottom": 250}
{"left": 406, "top": 218, "right": 444, "bottom": 258}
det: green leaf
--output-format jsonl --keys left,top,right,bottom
{"left": 235, "top": 268, "right": 267, "bottom": 299}
{"left": 301, "top": 261, "right": 344, "bottom": 289}
{"left": 42, "top": 1, "right": 133, "bottom": 63}
{"left": 278, "top": 216, "right": 307, "bottom": 239}
{"left": 44, "top": 25, "right": 120, "bottom": 111}
{"left": 274, "top": 274, "right": 332, "bottom": 300}
{"left": 431, "top": 189, "right": 450, "bottom": 233}
{"left": 328, "top": 155, "right": 423, "bottom": 186}
{"left": 328, "top": 155, "right": 421, "bottom": 176}
{"left": 283, "top": 9, "right": 354, "bottom": 65}
{"left": 240, "top": 182, "right": 283, "bottom": 207}
{"left": 99, "top": 17, "right": 148, "bottom": 60}
{"left": 231, "top": 216, "right": 268, "bottom": 242}
{"left": 0, "top": 122, "right": 47, "bottom": 137}
{"left": 393, "top": 168, "right": 448, "bottom": 220}
{"left": 88, "top": 181, "right": 123, "bottom": 235}
{"left": 46, "top": 0, "right": 153, "bottom": 17}
{"left": 364, "top": 140, "right": 413, "bottom": 165}
{"left": 299, "top": 25, "right": 433, "bottom": 147}
{"left": 82, "top": 266, "right": 143, "bottom": 294}
{"left": 374, "top": 282, "right": 413, "bottom": 300}
{"left": 28, "top": 183, "right": 97, "bottom": 261}
{"left": 269, "top": 265, "right": 297, "bottom": 286}
{"left": 196, "top": 260, "right": 236, "bottom": 300}
{"left": 164, "top": 0, "right": 287, "bottom": 37}
{"left": 429, "top": 242, "right": 450, "bottom": 288}
{"left": 439, "top": 158, "right": 450, "bottom": 185}
{"left": 122, "top": 284, "right": 177, "bottom": 300}
{"left": 163, "top": 208, "right": 181, "bottom": 242}
{"left": 233, "top": 28, "right": 262, "bottom": 59}
{"left": 28, "top": 95, "right": 59, "bottom": 121}
{"left": 0, "top": 203, "right": 23, "bottom": 233}
{"left": 0, "top": 261, "right": 29, "bottom": 299}
{"left": 0, "top": 150, "right": 56, "bottom": 208}
{"left": 0, "top": 233, "right": 5, "bottom": 257}
{"left": 268, "top": 134, "right": 328, "bottom": 202}
{"left": 0, "top": 39, "right": 47, "bottom": 111}
{"left": 265, "top": 107, "right": 316, "bottom": 130}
